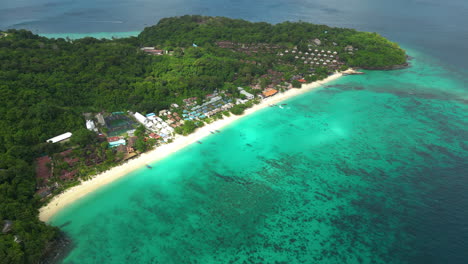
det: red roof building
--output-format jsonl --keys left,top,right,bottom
{"left": 60, "top": 170, "right": 78, "bottom": 181}
{"left": 36, "top": 156, "right": 52, "bottom": 182}
{"left": 262, "top": 88, "right": 278, "bottom": 98}
{"left": 149, "top": 133, "right": 161, "bottom": 139}
{"left": 107, "top": 136, "right": 121, "bottom": 142}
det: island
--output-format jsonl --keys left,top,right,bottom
{"left": 0, "top": 15, "right": 406, "bottom": 263}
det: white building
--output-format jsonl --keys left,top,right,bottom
{"left": 134, "top": 112, "right": 148, "bottom": 125}
{"left": 95, "top": 113, "right": 106, "bottom": 126}
{"left": 236, "top": 98, "right": 248, "bottom": 105}
{"left": 146, "top": 113, "right": 156, "bottom": 121}
{"left": 242, "top": 91, "right": 255, "bottom": 100}
{"left": 239, "top": 89, "right": 254, "bottom": 100}
{"left": 86, "top": 120, "right": 98, "bottom": 132}
{"left": 47, "top": 132, "right": 72, "bottom": 143}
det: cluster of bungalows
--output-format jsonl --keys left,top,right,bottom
{"left": 279, "top": 47, "right": 341, "bottom": 68}
{"left": 158, "top": 110, "right": 183, "bottom": 128}
{"left": 133, "top": 112, "right": 175, "bottom": 140}
{"left": 35, "top": 149, "right": 79, "bottom": 188}
{"left": 182, "top": 96, "right": 234, "bottom": 120}
{"left": 183, "top": 97, "right": 198, "bottom": 107}
{"left": 215, "top": 41, "right": 283, "bottom": 55}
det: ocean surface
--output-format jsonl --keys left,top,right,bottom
{"left": 2, "top": 0, "right": 467, "bottom": 263}
{"left": 49, "top": 48, "right": 468, "bottom": 263}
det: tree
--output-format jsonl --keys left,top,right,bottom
{"left": 230, "top": 104, "right": 247, "bottom": 115}
{"left": 135, "top": 125, "right": 146, "bottom": 138}
{"left": 70, "top": 128, "right": 95, "bottom": 147}
{"left": 175, "top": 120, "right": 197, "bottom": 135}
{"left": 291, "top": 80, "right": 301, "bottom": 88}
{"left": 135, "top": 138, "right": 147, "bottom": 152}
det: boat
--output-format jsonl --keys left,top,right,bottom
{"left": 197, "top": 141, "right": 203, "bottom": 144}
{"left": 215, "top": 130, "right": 221, "bottom": 133}
{"left": 210, "top": 131, "right": 215, "bottom": 134}
{"left": 269, "top": 104, "right": 277, "bottom": 107}
{"left": 281, "top": 104, "right": 288, "bottom": 105}
{"left": 146, "top": 164, "right": 152, "bottom": 169}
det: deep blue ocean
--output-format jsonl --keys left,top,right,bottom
{"left": 2, "top": 1, "right": 467, "bottom": 263}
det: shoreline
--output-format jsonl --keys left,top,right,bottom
{"left": 39, "top": 70, "right": 348, "bottom": 222}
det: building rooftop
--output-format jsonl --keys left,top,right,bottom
{"left": 36, "top": 156, "right": 52, "bottom": 180}
{"left": 46, "top": 132, "right": 72, "bottom": 143}
{"left": 262, "top": 88, "right": 278, "bottom": 97}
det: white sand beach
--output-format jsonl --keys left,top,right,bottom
{"left": 39, "top": 70, "right": 348, "bottom": 222}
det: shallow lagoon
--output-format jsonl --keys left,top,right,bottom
{"left": 51, "top": 49, "right": 468, "bottom": 263}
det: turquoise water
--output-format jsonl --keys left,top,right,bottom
{"left": 50, "top": 49, "right": 468, "bottom": 263}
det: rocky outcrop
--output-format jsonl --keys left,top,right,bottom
{"left": 39, "top": 232, "right": 72, "bottom": 264}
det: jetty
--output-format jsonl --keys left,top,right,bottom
{"left": 343, "top": 69, "right": 365, "bottom": 76}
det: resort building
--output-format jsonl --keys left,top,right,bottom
{"left": 134, "top": 112, "right": 148, "bottom": 125}
{"left": 46, "top": 132, "right": 72, "bottom": 143}
{"left": 127, "top": 136, "right": 137, "bottom": 153}
{"left": 133, "top": 112, "right": 174, "bottom": 140}
{"left": 140, "top": 47, "right": 164, "bottom": 55}
{"left": 183, "top": 96, "right": 234, "bottom": 119}
{"left": 96, "top": 113, "right": 106, "bottom": 126}
{"left": 238, "top": 87, "right": 254, "bottom": 100}
{"left": 36, "top": 156, "right": 52, "bottom": 185}
{"left": 86, "top": 120, "right": 98, "bottom": 132}
{"left": 109, "top": 139, "right": 126, "bottom": 148}
{"left": 236, "top": 98, "right": 249, "bottom": 105}
{"left": 262, "top": 88, "right": 278, "bottom": 98}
